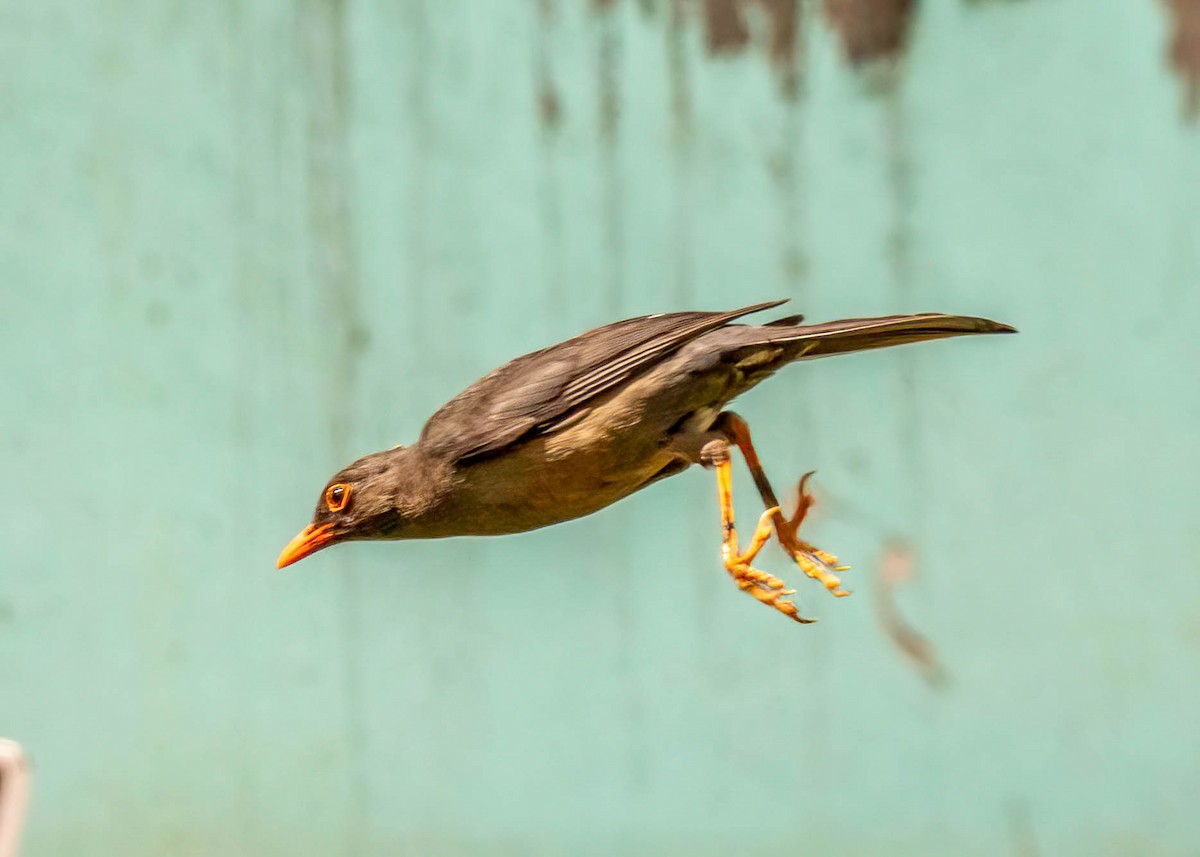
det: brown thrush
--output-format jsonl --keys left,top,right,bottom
{"left": 278, "top": 301, "right": 1014, "bottom": 623}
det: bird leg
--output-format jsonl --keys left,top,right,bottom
{"left": 700, "top": 439, "right": 816, "bottom": 624}
{"left": 714, "top": 412, "right": 851, "bottom": 598}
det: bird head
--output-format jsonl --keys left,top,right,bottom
{"left": 276, "top": 449, "right": 406, "bottom": 568}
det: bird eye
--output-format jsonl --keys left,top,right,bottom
{"left": 325, "top": 483, "right": 350, "bottom": 513}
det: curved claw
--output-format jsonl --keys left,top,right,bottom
{"left": 773, "top": 473, "right": 851, "bottom": 597}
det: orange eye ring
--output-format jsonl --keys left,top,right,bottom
{"left": 325, "top": 483, "right": 351, "bottom": 513}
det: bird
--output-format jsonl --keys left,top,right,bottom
{"left": 277, "top": 300, "right": 1014, "bottom": 623}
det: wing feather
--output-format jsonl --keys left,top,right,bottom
{"left": 419, "top": 301, "right": 786, "bottom": 462}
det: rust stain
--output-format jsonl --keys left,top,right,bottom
{"left": 703, "top": 0, "right": 752, "bottom": 54}
{"left": 758, "top": 0, "right": 800, "bottom": 68}
{"left": 823, "top": 0, "right": 916, "bottom": 66}
{"left": 597, "top": 21, "right": 620, "bottom": 142}
{"left": 667, "top": 0, "right": 696, "bottom": 306}
{"left": 596, "top": 0, "right": 659, "bottom": 13}
{"left": 701, "top": 0, "right": 799, "bottom": 67}
{"left": 536, "top": 0, "right": 567, "bottom": 318}
{"left": 1163, "top": 0, "right": 1200, "bottom": 121}
{"left": 539, "top": 84, "right": 563, "bottom": 130}
{"left": 599, "top": 1, "right": 801, "bottom": 95}
{"left": 668, "top": 2, "right": 694, "bottom": 142}
{"left": 594, "top": 11, "right": 624, "bottom": 313}
{"left": 873, "top": 541, "right": 949, "bottom": 689}
{"left": 537, "top": 0, "right": 563, "bottom": 132}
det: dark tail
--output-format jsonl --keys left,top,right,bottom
{"left": 765, "top": 313, "right": 1016, "bottom": 360}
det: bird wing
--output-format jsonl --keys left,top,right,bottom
{"left": 418, "top": 300, "right": 787, "bottom": 463}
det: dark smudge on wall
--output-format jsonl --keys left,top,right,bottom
{"left": 537, "top": 0, "right": 564, "bottom": 132}
{"left": 696, "top": 0, "right": 801, "bottom": 96}
{"left": 594, "top": 0, "right": 802, "bottom": 96}
{"left": 699, "top": 0, "right": 799, "bottom": 66}
{"left": 823, "top": 0, "right": 916, "bottom": 66}
{"left": 701, "top": 0, "right": 752, "bottom": 54}
{"left": 1163, "top": 0, "right": 1200, "bottom": 120}
{"left": 592, "top": 0, "right": 1194, "bottom": 125}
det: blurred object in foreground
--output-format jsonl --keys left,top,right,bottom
{"left": 0, "top": 740, "right": 29, "bottom": 857}
{"left": 874, "top": 541, "right": 950, "bottom": 689}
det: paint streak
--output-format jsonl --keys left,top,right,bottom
{"left": 596, "top": 11, "right": 624, "bottom": 314}
{"left": 536, "top": 0, "right": 563, "bottom": 132}
{"left": 667, "top": 0, "right": 695, "bottom": 306}
{"left": 1163, "top": 0, "right": 1200, "bottom": 121}
{"left": 298, "top": 0, "right": 367, "bottom": 850}
{"left": 300, "top": 0, "right": 365, "bottom": 454}
{"left": 598, "top": 22, "right": 620, "bottom": 143}
{"left": 757, "top": 0, "right": 800, "bottom": 68}
{"left": 1007, "top": 799, "right": 1042, "bottom": 857}
{"left": 536, "top": 0, "right": 567, "bottom": 320}
{"left": 703, "top": 0, "right": 752, "bottom": 54}
{"left": 702, "top": 0, "right": 799, "bottom": 67}
{"left": 405, "top": 0, "right": 433, "bottom": 370}
{"left": 823, "top": 0, "right": 915, "bottom": 66}
{"left": 539, "top": 84, "right": 563, "bottom": 130}
{"left": 667, "top": 0, "right": 693, "bottom": 149}
{"left": 679, "top": 0, "right": 803, "bottom": 95}
{"left": 874, "top": 541, "right": 949, "bottom": 689}
{"left": 599, "top": 1, "right": 801, "bottom": 94}
{"left": 771, "top": 104, "right": 807, "bottom": 284}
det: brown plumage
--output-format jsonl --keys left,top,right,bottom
{"left": 278, "top": 301, "right": 1014, "bottom": 622}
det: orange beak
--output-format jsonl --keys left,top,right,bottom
{"left": 276, "top": 523, "right": 337, "bottom": 569}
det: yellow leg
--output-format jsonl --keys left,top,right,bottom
{"left": 717, "top": 412, "right": 851, "bottom": 598}
{"left": 707, "top": 441, "right": 816, "bottom": 624}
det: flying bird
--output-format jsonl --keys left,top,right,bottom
{"left": 278, "top": 301, "right": 1014, "bottom": 623}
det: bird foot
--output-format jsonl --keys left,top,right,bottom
{"left": 774, "top": 472, "right": 851, "bottom": 598}
{"left": 723, "top": 507, "right": 816, "bottom": 624}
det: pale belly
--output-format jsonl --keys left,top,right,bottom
{"left": 440, "top": 424, "right": 692, "bottom": 536}
{"left": 427, "top": 383, "right": 725, "bottom": 537}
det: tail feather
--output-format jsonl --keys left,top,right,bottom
{"left": 766, "top": 313, "right": 1016, "bottom": 360}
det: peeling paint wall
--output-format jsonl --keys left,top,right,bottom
{"left": 2, "top": 2, "right": 1199, "bottom": 856}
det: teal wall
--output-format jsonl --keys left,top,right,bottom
{"left": 2, "top": 2, "right": 1198, "bottom": 855}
